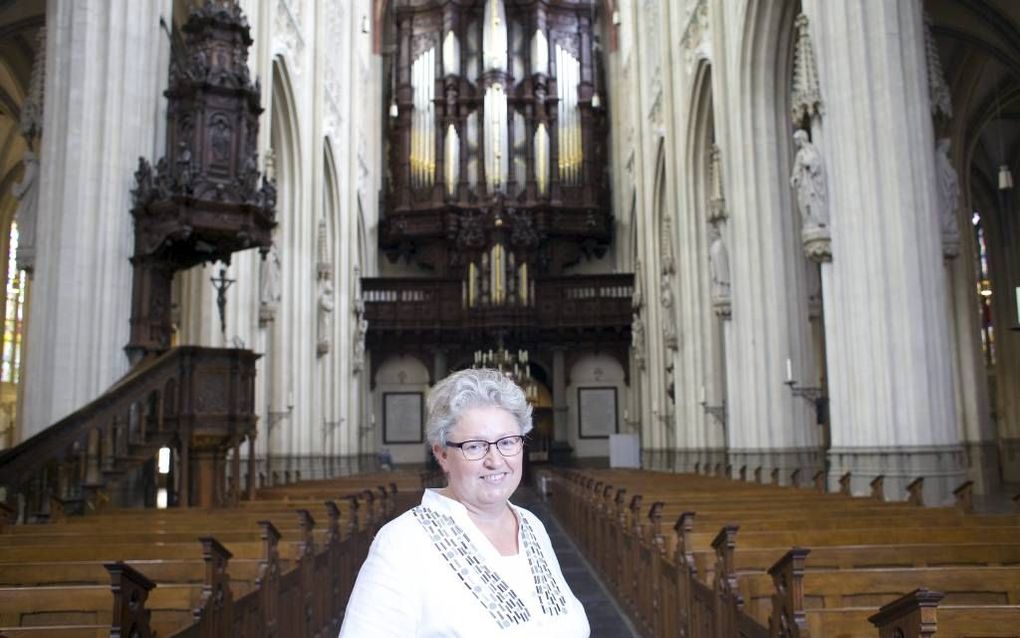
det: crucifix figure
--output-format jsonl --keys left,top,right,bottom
{"left": 210, "top": 267, "right": 235, "bottom": 339}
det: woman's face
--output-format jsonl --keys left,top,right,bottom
{"left": 434, "top": 405, "right": 524, "bottom": 512}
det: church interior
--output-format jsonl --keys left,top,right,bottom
{"left": 0, "top": 0, "right": 1018, "bottom": 636}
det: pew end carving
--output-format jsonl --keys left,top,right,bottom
{"left": 952, "top": 480, "right": 974, "bottom": 513}
{"left": 870, "top": 474, "right": 885, "bottom": 501}
{"left": 767, "top": 548, "right": 811, "bottom": 638}
{"left": 867, "top": 588, "right": 943, "bottom": 638}
{"left": 906, "top": 477, "right": 924, "bottom": 506}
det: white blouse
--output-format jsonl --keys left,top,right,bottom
{"left": 338, "top": 489, "right": 590, "bottom": 638}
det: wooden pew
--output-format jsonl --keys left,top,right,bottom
{"left": 0, "top": 473, "right": 419, "bottom": 637}
{"left": 551, "top": 467, "right": 1020, "bottom": 638}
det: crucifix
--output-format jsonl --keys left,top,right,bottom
{"left": 210, "top": 267, "right": 235, "bottom": 339}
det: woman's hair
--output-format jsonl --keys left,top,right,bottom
{"left": 425, "top": 368, "right": 533, "bottom": 447}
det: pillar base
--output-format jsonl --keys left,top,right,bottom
{"left": 726, "top": 448, "right": 824, "bottom": 485}
{"left": 827, "top": 445, "right": 966, "bottom": 505}
{"left": 999, "top": 438, "right": 1020, "bottom": 483}
{"left": 641, "top": 449, "right": 671, "bottom": 471}
{"left": 671, "top": 448, "right": 728, "bottom": 475}
{"left": 962, "top": 441, "right": 1002, "bottom": 494}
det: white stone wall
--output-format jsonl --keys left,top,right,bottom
{"left": 21, "top": 0, "right": 172, "bottom": 437}
{"left": 609, "top": 0, "right": 984, "bottom": 498}
{"left": 20, "top": 1, "right": 379, "bottom": 478}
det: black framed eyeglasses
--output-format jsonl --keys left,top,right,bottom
{"left": 445, "top": 435, "right": 525, "bottom": 461}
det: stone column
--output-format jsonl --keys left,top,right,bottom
{"left": 20, "top": 0, "right": 171, "bottom": 438}
{"left": 804, "top": 0, "right": 965, "bottom": 502}
{"left": 432, "top": 348, "right": 448, "bottom": 382}
{"left": 552, "top": 348, "right": 567, "bottom": 442}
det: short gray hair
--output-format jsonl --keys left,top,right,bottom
{"left": 426, "top": 368, "right": 533, "bottom": 447}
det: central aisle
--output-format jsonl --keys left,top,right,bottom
{"left": 512, "top": 484, "right": 640, "bottom": 638}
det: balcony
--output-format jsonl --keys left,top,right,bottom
{"left": 363, "top": 273, "right": 633, "bottom": 347}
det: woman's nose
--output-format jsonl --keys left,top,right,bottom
{"left": 481, "top": 444, "right": 503, "bottom": 464}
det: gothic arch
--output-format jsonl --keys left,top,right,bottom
{"left": 724, "top": 0, "right": 819, "bottom": 464}
{"left": 680, "top": 59, "right": 726, "bottom": 457}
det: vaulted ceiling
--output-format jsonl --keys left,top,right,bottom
{"left": 929, "top": 0, "right": 1020, "bottom": 211}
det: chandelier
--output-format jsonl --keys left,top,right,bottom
{"left": 474, "top": 347, "right": 538, "bottom": 401}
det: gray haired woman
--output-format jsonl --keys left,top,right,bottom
{"left": 339, "top": 368, "right": 590, "bottom": 637}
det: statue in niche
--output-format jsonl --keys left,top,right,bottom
{"left": 352, "top": 315, "right": 368, "bottom": 373}
{"left": 631, "top": 259, "right": 644, "bottom": 311}
{"left": 631, "top": 312, "right": 645, "bottom": 369}
{"left": 260, "top": 243, "right": 282, "bottom": 308}
{"left": 934, "top": 137, "right": 961, "bottom": 256}
{"left": 12, "top": 149, "right": 39, "bottom": 273}
{"left": 708, "top": 223, "right": 731, "bottom": 303}
{"left": 176, "top": 142, "right": 193, "bottom": 190}
{"left": 790, "top": 129, "right": 828, "bottom": 231}
{"left": 317, "top": 279, "right": 335, "bottom": 349}
{"left": 660, "top": 261, "right": 678, "bottom": 350}
{"left": 211, "top": 117, "right": 231, "bottom": 163}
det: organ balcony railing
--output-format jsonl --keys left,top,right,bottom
{"left": 362, "top": 273, "right": 633, "bottom": 341}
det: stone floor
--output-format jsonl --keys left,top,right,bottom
{"left": 513, "top": 485, "right": 640, "bottom": 638}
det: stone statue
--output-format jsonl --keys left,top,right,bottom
{"left": 708, "top": 223, "right": 731, "bottom": 304}
{"left": 317, "top": 279, "right": 335, "bottom": 348}
{"left": 790, "top": 129, "right": 828, "bottom": 230}
{"left": 12, "top": 149, "right": 40, "bottom": 273}
{"left": 260, "top": 243, "right": 282, "bottom": 307}
{"left": 352, "top": 315, "right": 369, "bottom": 373}
{"left": 631, "top": 259, "right": 644, "bottom": 311}
{"left": 934, "top": 137, "right": 960, "bottom": 257}
{"left": 660, "top": 264, "right": 678, "bottom": 350}
{"left": 631, "top": 312, "right": 645, "bottom": 370}
{"left": 176, "top": 142, "right": 193, "bottom": 190}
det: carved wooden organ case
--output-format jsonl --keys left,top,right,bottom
{"left": 383, "top": 0, "right": 611, "bottom": 302}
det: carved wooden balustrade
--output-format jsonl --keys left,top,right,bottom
{"left": 0, "top": 346, "right": 258, "bottom": 522}
{"left": 363, "top": 273, "right": 632, "bottom": 341}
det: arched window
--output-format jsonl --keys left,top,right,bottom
{"left": 972, "top": 211, "right": 995, "bottom": 368}
{"left": 2, "top": 221, "right": 25, "bottom": 383}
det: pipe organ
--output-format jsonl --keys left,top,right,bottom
{"left": 383, "top": 0, "right": 611, "bottom": 310}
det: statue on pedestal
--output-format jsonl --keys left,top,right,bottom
{"left": 317, "top": 280, "right": 335, "bottom": 354}
{"left": 790, "top": 129, "right": 828, "bottom": 231}
{"left": 708, "top": 223, "right": 731, "bottom": 308}
{"left": 934, "top": 137, "right": 961, "bottom": 258}
{"left": 12, "top": 149, "right": 39, "bottom": 274}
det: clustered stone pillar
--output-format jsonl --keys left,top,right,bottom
{"left": 805, "top": 0, "right": 965, "bottom": 502}
{"left": 21, "top": 0, "right": 172, "bottom": 437}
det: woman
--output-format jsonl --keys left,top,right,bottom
{"left": 339, "top": 368, "right": 590, "bottom": 637}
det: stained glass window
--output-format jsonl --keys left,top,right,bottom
{"left": 2, "top": 222, "right": 25, "bottom": 383}
{"left": 972, "top": 211, "right": 995, "bottom": 367}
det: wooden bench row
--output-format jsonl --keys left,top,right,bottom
{"left": 548, "top": 468, "right": 1020, "bottom": 638}
{"left": 0, "top": 474, "right": 421, "bottom": 637}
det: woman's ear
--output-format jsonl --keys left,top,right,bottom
{"left": 432, "top": 443, "right": 447, "bottom": 470}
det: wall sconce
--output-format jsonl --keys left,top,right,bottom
{"left": 999, "top": 164, "right": 1014, "bottom": 190}
{"left": 699, "top": 386, "right": 727, "bottom": 426}
{"left": 784, "top": 358, "right": 827, "bottom": 423}
{"left": 267, "top": 406, "right": 292, "bottom": 433}
{"left": 361, "top": 15, "right": 370, "bottom": 34}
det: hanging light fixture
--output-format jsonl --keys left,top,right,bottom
{"left": 389, "top": 51, "right": 399, "bottom": 119}
{"left": 589, "top": 0, "right": 601, "bottom": 110}
{"left": 473, "top": 346, "right": 538, "bottom": 401}
{"left": 995, "top": 87, "right": 1013, "bottom": 190}
{"left": 999, "top": 164, "right": 1014, "bottom": 190}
